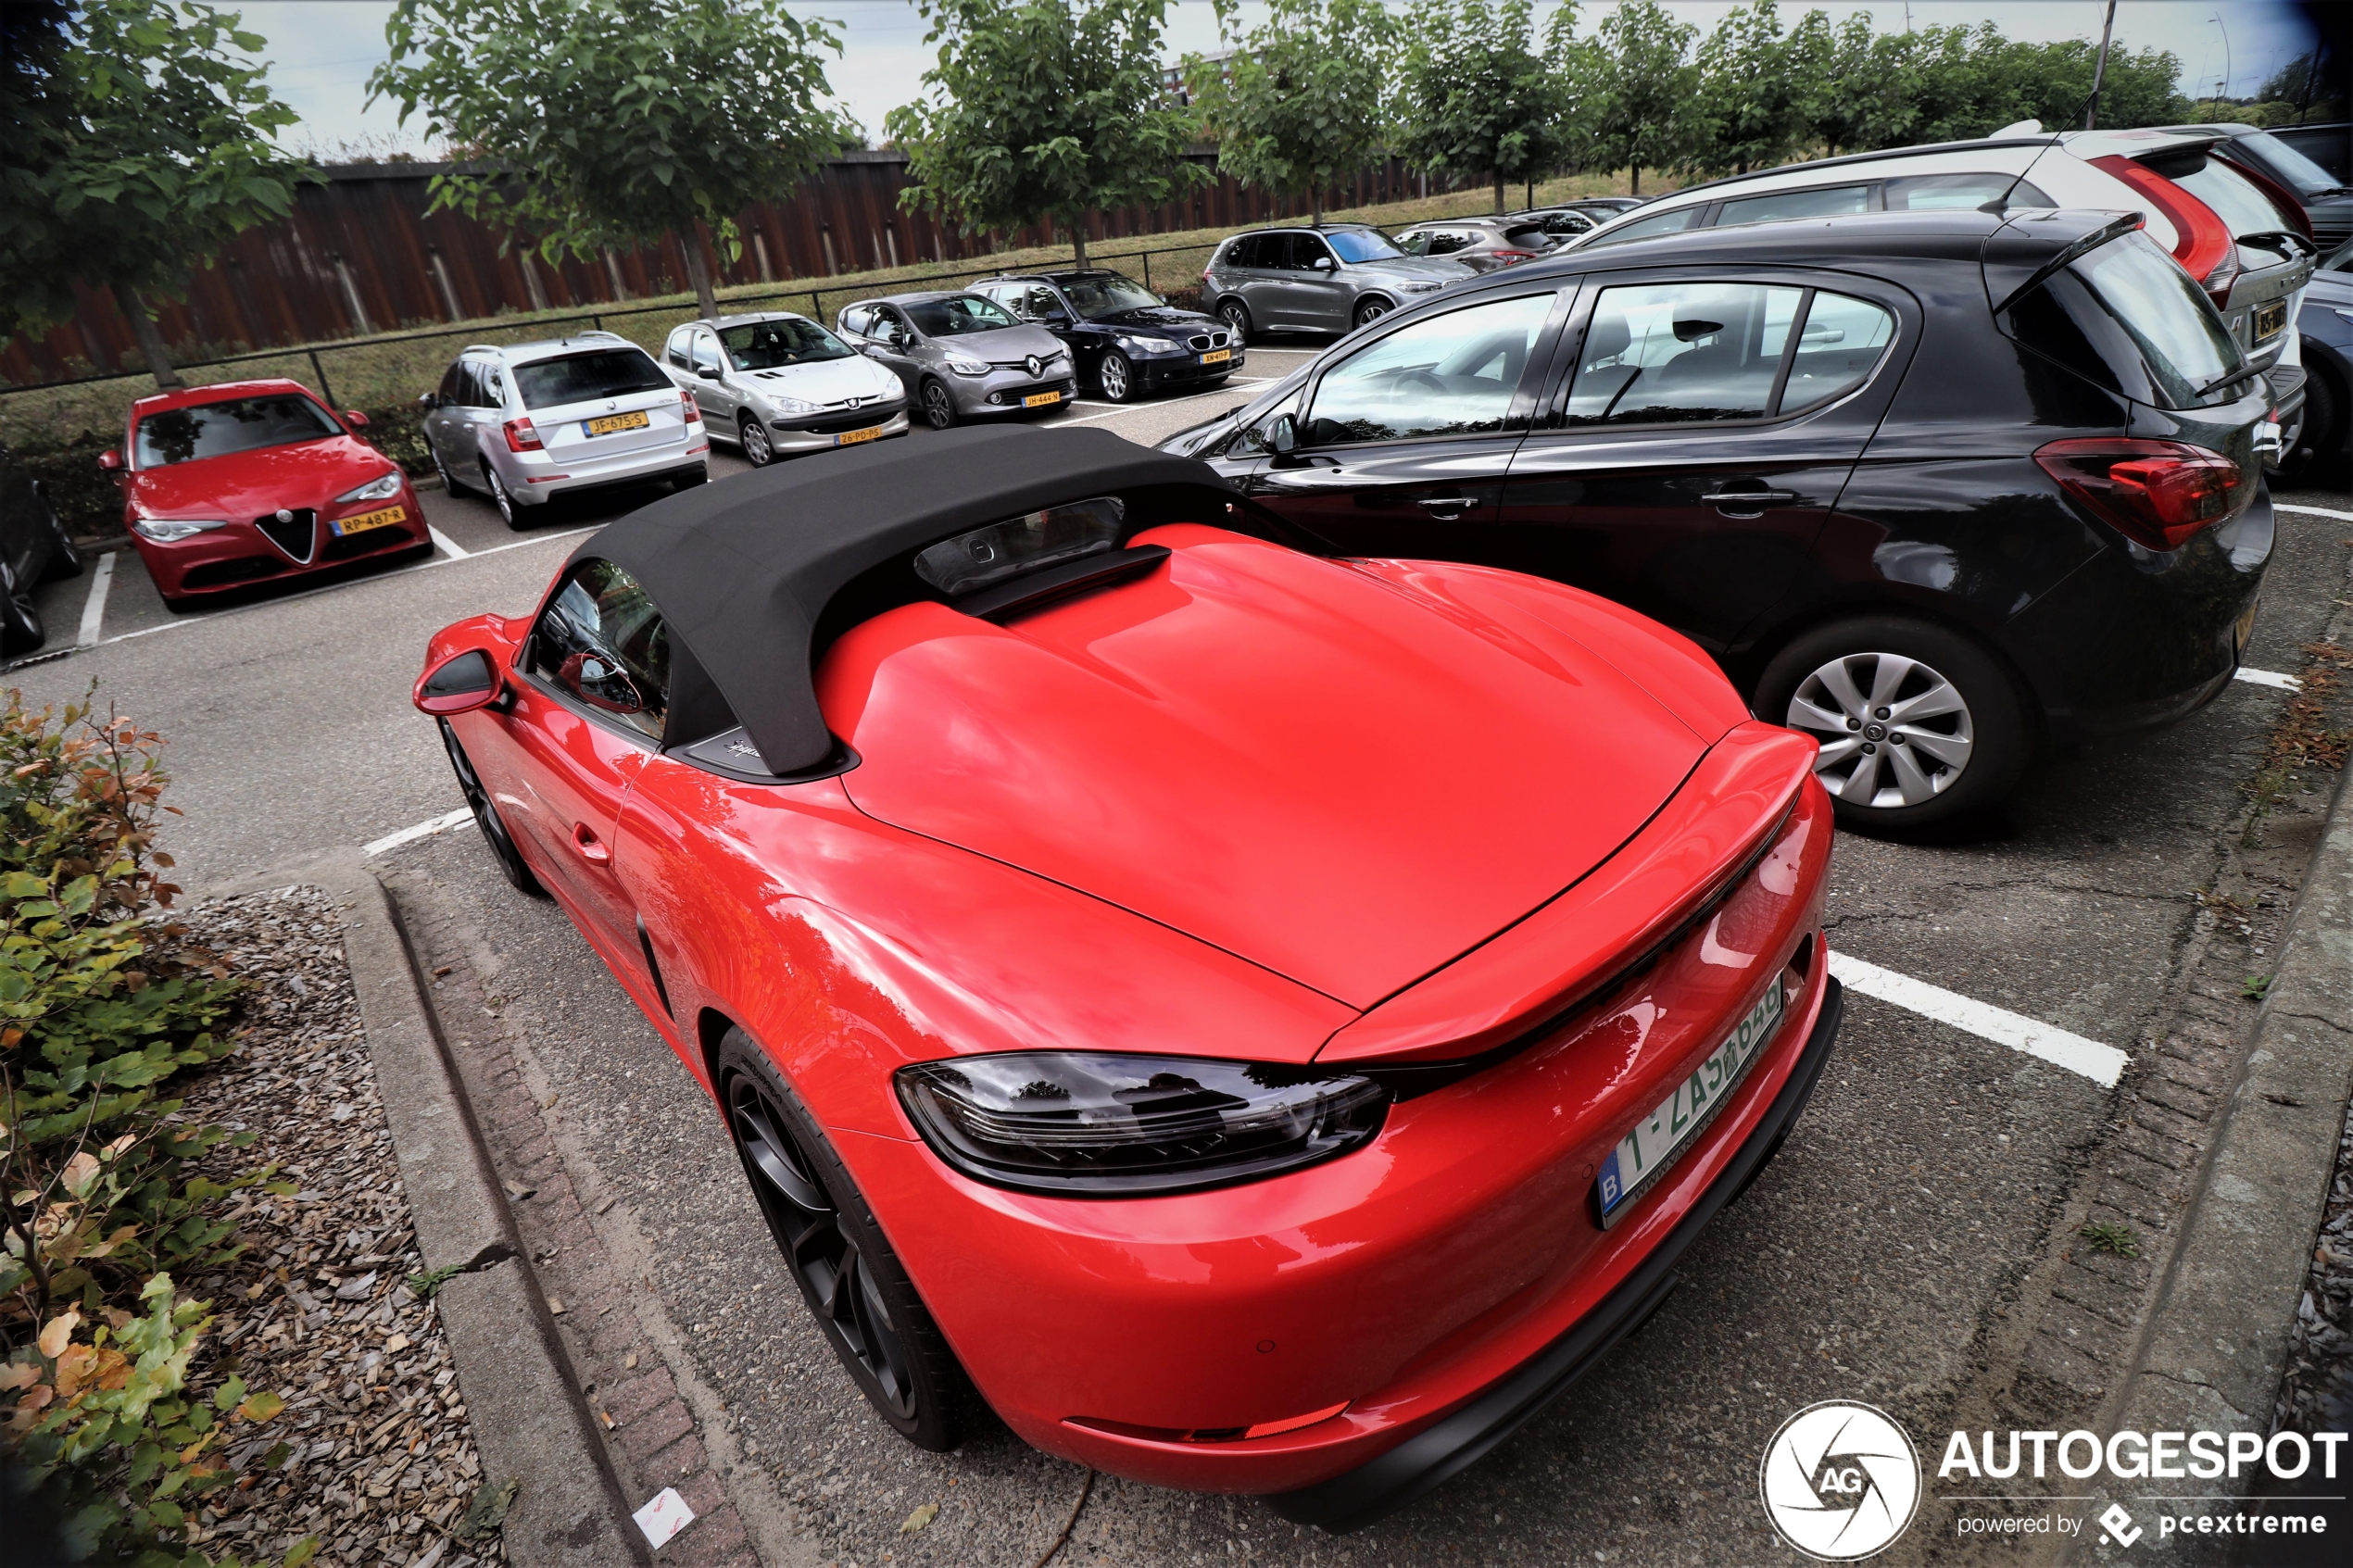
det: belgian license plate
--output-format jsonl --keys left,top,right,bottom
{"left": 2254, "top": 300, "right": 2286, "bottom": 342}
{"left": 836, "top": 425, "right": 885, "bottom": 446}
{"left": 1023, "top": 390, "right": 1062, "bottom": 408}
{"left": 331, "top": 505, "right": 406, "bottom": 537}
{"left": 584, "top": 409, "right": 651, "bottom": 436}
{"left": 1594, "top": 980, "right": 1786, "bottom": 1229}
{"left": 1201, "top": 348, "right": 1232, "bottom": 366}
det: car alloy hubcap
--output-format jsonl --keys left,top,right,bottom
{"left": 1222, "top": 305, "right": 1246, "bottom": 336}
{"left": 486, "top": 470, "right": 510, "bottom": 517}
{"left": 744, "top": 420, "right": 771, "bottom": 463}
{"left": 1784, "top": 651, "right": 1974, "bottom": 809}
{"left": 924, "top": 385, "right": 952, "bottom": 427}
{"left": 1103, "top": 357, "right": 1128, "bottom": 397}
{"left": 726, "top": 1074, "right": 917, "bottom": 1419}
{"left": 1358, "top": 302, "right": 1388, "bottom": 325}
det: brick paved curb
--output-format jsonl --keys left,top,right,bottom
{"left": 205, "top": 850, "right": 649, "bottom": 1567}
{"left": 2071, "top": 760, "right": 2353, "bottom": 1564}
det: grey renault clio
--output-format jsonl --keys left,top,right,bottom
{"left": 834, "top": 292, "right": 1077, "bottom": 429}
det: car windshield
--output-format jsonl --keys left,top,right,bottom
{"left": 133, "top": 394, "right": 342, "bottom": 468}
{"left": 1327, "top": 230, "right": 1405, "bottom": 262}
{"left": 2235, "top": 130, "right": 2347, "bottom": 197}
{"left": 1062, "top": 274, "right": 1161, "bottom": 320}
{"left": 719, "top": 318, "right": 852, "bottom": 369}
{"left": 2066, "top": 230, "right": 2245, "bottom": 406}
{"left": 513, "top": 348, "right": 670, "bottom": 409}
{"left": 905, "top": 296, "right": 1016, "bottom": 336}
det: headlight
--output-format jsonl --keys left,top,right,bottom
{"left": 945, "top": 355, "right": 990, "bottom": 377}
{"left": 895, "top": 1051, "right": 1388, "bottom": 1197}
{"left": 1116, "top": 335, "right": 1177, "bottom": 357}
{"left": 766, "top": 395, "right": 820, "bottom": 416}
{"left": 1400, "top": 281, "right": 1443, "bottom": 294}
{"left": 133, "top": 518, "right": 227, "bottom": 544}
{"left": 334, "top": 470, "right": 403, "bottom": 504}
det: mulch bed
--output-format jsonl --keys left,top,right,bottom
{"left": 171, "top": 884, "right": 508, "bottom": 1568}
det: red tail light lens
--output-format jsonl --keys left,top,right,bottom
{"left": 679, "top": 389, "right": 700, "bottom": 423}
{"left": 1492, "top": 249, "right": 1537, "bottom": 263}
{"left": 501, "top": 417, "right": 542, "bottom": 452}
{"left": 2089, "top": 156, "right": 2239, "bottom": 301}
{"left": 2034, "top": 437, "right": 2247, "bottom": 551}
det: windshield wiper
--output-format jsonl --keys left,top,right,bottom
{"left": 2194, "top": 362, "right": 2265, "bottom": 400}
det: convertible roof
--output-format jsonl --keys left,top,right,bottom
{"left": 571, "top": 425, "right": 1248, "bottom": 775}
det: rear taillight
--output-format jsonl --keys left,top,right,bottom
{"left": 679, "top": 389, "right": 700, "bottom": 423}
{"left": 2034, "top": 437, "right": 2247, "bottom": 551}
{"left": 2089, "top": 155, "right": 2240, "bottom": 302}
{"left": 502, "top": 417, "right": 542, "bottom": 452}
{"left": 1492, "top": 250, "right": 1537, "bottom": 263}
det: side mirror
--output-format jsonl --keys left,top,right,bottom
{"left": 415, "top": 648, "right": 503, "bottom": 717}
{"left": 97, "top": 449, "right": 122, "bottom": 471}
{"left": 416, "top": 392, "right": 441, "bottom": 411}
{"left": 344, "top": 409, "right": 371, "bottom": 429}
{"left": 1266, "top": 412, "right": 1299, "bottom": 458}
{"left": 1311, "top": 256, "right": 1336, "bottom": 271}
{"left": 697, "top": 365, "right": 722, "bottom": 381}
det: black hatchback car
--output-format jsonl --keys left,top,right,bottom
{"left": 971, "top": 270, "right": 1241, "bottom": 403}
{"left": 1162, "top": 207, "right": 2275, "bottom": 832}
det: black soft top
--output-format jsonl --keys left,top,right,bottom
{"left": 570, "top": 425, "right": 1252, "bottom": 776}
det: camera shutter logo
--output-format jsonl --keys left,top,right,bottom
{"left": 1758, "top": 1400, "right": 1922, "bottom": 1561}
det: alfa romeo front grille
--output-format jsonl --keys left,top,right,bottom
{"left": 254, "top": 508, "right": 317, "bottom": 562}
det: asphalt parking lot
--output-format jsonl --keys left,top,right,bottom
{"left": 9, "top": 358, "right": 2349, "bottom": 1567}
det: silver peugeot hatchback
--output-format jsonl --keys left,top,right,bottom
{"left": 418, "top": 332, "right": 708, "bottom": 527}
{"left": 834, "top": 292, "right": 1077, "bottom": 429}
{"left": 661, "top": 312, "right": 911, "bottom": 466}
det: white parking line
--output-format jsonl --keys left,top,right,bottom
{"left": 1829, "top": 951, "right": 2129, "bottom": 1086}
{"left": 362, "top": 807, "right": 474, "bottom": 858}
{"left": 428, "top": 526, "right": 471, "bottom": 559}
{"left": 2275, "top": 503, "right": 2353, "bottom": 523}
{"left": 2234, "top": 666, "right": 2303, "bottom": 691}
{"left": 75, "top": 553, "right": 116, "bottom": 646}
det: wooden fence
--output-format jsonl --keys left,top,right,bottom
{"left": 3, "top": 151, "right": 1444, "bottom": 387}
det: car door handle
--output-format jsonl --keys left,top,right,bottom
{"left": 571, "top": 822, "right": 610, "bottom": 865}
{"left": 1700, "top": 489, "right": 1799, "bottom": 508}
{"left": 1416, "top": 495, "right": 1476, "bottom": 520}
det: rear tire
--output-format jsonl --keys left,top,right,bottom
{"left": 716, "top": 1029, "right": 972, "bottom": 1451}
{"left": 1755, "top": 615, "right": 2030, "bottom": 834}
{"left": 437, "top": 720, "right": 545, "bottom": 896}
{"left": 483, "top": 463, "right": 522, "bottom": 530}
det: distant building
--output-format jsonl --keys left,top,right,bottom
{"left": 1162, "top": 48, "right": 1240, "bottom": 107}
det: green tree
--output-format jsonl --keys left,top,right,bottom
{"left": 885, "top": 0, "right": 1207, "bottom": 270}
{"left": 0, "top": 0, "right": 309, "bottom": 388}
{"left": 370, "top": 0, "right": 857, "bottom": 322}
{"left": 1395, "top": 0, "right": 1576, "bottom": 214}
{"left": 1186, "top": 0, "right": 1395, "bottom": 227}
{"left": 1584, "top": 0, "right": 1703, "bottom": 194}
{"left": 1690, "top": 0, "right": 1806, "bottom": 176}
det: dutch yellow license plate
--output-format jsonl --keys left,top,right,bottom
{"left": 1023, "top": 390, "right": 1062, "bottom": 408}
{"left": 584, "top": 409, "right": 650, "bottom": 436}
{"left": 2253, "top": 300, "right": 2286, "bottom": 342}
{"left": 1200, "top": 348, "right": 1232, "bottom": 366}
{"left": 836, "top": 425, "right": 885, "bottom": 446}
{"left": 332, "top": 505, "right": 407, "bottom": 537}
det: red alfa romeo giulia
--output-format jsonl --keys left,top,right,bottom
{"left": 107, "top": 378, "right": 431, "bottom": 608}
{"left": 412, "top": 426, "right": 1842, "bottom": 1529}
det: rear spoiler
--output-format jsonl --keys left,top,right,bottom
{"left": 1986, "top": 210, "right": 2145, "bottom": 315}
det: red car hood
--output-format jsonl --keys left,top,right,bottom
{"left": 820, "top": 526, "right": 1709, "bottom": 1011}
{"left": 125, "top": 437, "right": 391, "bottom": 517}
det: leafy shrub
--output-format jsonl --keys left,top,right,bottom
{"left": 0, "top": 692, "right": 308, "bottom": 1565}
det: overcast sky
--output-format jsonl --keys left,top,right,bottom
{"left": 247, "top": 0, "right": 2322, "bottom": 161}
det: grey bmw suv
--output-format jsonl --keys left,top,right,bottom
{"left": 835, "top": 292, "right": 1076, "bottom": 429}
{"left": 1202, "top": 224, "right": 1475, "bottom": 340}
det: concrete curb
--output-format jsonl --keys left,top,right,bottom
{"left": 207, "top": 850, "right": 648, "bottom": 1567}
{"left": 2074, "top": 760, "right": 2353, "bottom": 1561}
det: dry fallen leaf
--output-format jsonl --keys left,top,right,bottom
{"left": 900, "top": 1503, "right": 938, "bottom": 1534}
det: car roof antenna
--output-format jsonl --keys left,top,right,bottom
{"left": 1983, "top": 85, "right": 2101, "bottom": 217}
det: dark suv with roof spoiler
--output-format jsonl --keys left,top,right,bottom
{"left": 1163, "top": 207, "right": 2276, "bottom": 833}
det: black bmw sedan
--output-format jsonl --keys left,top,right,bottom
{"left": 972, "top": 270, "right": 1241, "bottom": 403}
{"left": 1162, "top": 207, "right": 2276, "bottom": 833}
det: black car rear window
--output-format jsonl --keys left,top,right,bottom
{"left": 2005, "top": 229, "right": 2244, "bottom": 408}
{"left": 134, "top": 395, "right": 342, "bottom": 468}
{"left": 513, "top": 348, "right": 670, "bottom": 410}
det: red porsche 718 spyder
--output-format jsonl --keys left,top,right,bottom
{"left": 412, "top": 426, "right": 1842, "bottom": 1530}
{"left": 105, "top": 378, "right": 431, "bottom": 608}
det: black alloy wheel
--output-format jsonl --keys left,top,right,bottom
{"left": 482, "top": 462, "right": 521, "bottom": 530}
{"left": 716, "top": 1029, "right": 970, "bottom": 1450}
{"left": 1099, "top": 350, "right": 1137, "bottom": 403}
{"left": 0, "top": 562, "right": 43, "bottom": 656}
{"left": 739, "top": 413, "right": 775, "bottom": 467}
{"left": 437, "top": 720, "right": 545, "bottom": 896}
{"left": 1218, "top": 299, "right": 1252, "bottom": 345}
{"left": 920, "top": 380, "right": 958, "bottom": 430}
{"left": 1353, "top": 296, "right": 1392, "bottom": 329}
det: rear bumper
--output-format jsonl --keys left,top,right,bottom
{"left": 520, "top": 457, "right": 707, "bottom": 506}
{"left": 1266, "top": 977, "right": 1845, "bottom": 1533}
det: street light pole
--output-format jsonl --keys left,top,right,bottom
{"left": 2085, "top": 1, "right": 2117, "bottom": 129}
{"left": 2208, "top": 11, "right": 2233, "bottom": 120}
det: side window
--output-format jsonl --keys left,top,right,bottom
{"left": 690, "top": 332, "right": 722, "bottom": 372}
{"left": 1288, "top": 234, "right": 1334, "bottom": 270}
{"left": 1027, "top": 286, "right": 1064, "bottom": 320}
{"left": 664, "top": 327, "right": 694, "bottom": 369}
{"left": 840, "top": 305, "right": 873, "bottom": 337}
{"left": 436, "top": 362, "right": 463, "bottom": 403}
{"left": 1780, "top": 293, "right": 1896, "bottom": 412}
{"left": 459, "top": 361, "right": 492, "bottom": 408}
{"left": 1302, "top": 293, "right": 1553, "bottom": 446}
{"left": 527, "top": 559, "right": 671, "bottom": 743}
{"left": 1589, "top": 206, "right": 1705, "bottom": 247}
{"left": 1885, "top": 173, "right": 2053, "bottom": 210}
{"left": 1716, "top": 184, "right": 1874, "bottom": 228}
{"left": 1561, "top": 282, "right": 1804, "bottom": 427}
{"left": 978, "top": 283, "right": 1021, "bottom": 315}
{"left": 1426, "top": 230, "right": 1475, "bottom": 257}
{"left": 878, "top": 307, "right": 912, "bottom": 342}
{"left": 1392, "top": 229, "right": 1431, "bottom": 256}
{"left": 1227, "top": 235, "right": 1265, "bottom": 269}
{"left": 481, "top": 366, "right": 508, "bottom": 408}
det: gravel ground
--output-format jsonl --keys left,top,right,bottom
{"left": 172, "top": 884, "right": 507, "bottom": 1568}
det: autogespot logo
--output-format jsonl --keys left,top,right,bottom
{"left": 1760, "top": 1401, "right": 1924, "bottom": 1561}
